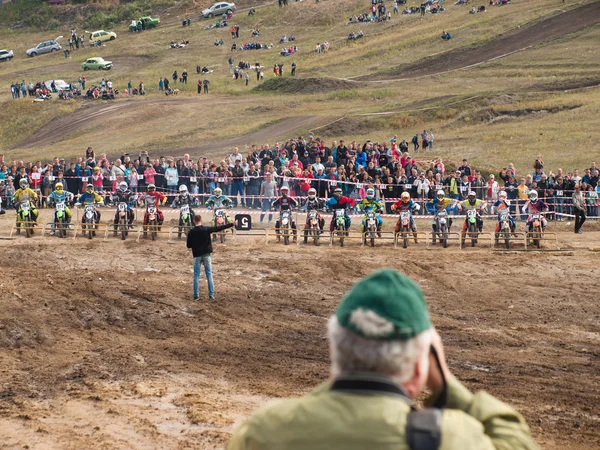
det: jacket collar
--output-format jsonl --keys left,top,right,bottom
{"left": 330, "top": 373, "right": 413, "bottom": 404}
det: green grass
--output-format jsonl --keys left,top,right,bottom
{"left": 0, "top": 0, "right": 598, "bottom": 177}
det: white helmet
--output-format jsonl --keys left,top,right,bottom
{"left": 437, "top": 189, "right": 445, "bottom": 198}
{"left": 213, "top": 187, "right": 222, "bottom": 198}
{"left": 308, "top": 188, "right": 316, "bottom": 200}
{"left": 366, "top": 188, "right": 375, "bottom": 199}
{"left": 467, "top": 190, "right": 477, "bottom": 201}
{"left": 528, "top": 190, "right": 538, "bottom": 202}
{"left": 179, "top": 184, "right": 188, "bottom": 193}
{"left": 280, "top": 186, "right": 290, "bottom": 195}
{"left": 499, "top": 190, "right": 507, "bottom": 199}
{"left": 19, "top": 178, "right": 29, "bottom": 189}
{"left": 118, "top": 181, "right": 128, "bottom": 191}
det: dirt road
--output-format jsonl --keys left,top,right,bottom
{"left": 0, "top": 210, "right": 598, "bottom": 449}
{"left": 13, "top": 94, "right": 323, "bottom": 152}
{"left": 358, "top": 1, "right": 600, "bottom": 81}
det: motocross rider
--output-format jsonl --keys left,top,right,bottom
{"left": 141, "top": 183, "right": 167, "bottom": 231}
{"left": 521, "top": 190, "right": 549, "bottom": 233}
{"left": 325, "top": 187, "right": 354, "bottom": 232}
{"left": 390, "top": 192, "right": 421, "bottom": 243}
{"left": 78, "top": 183, "right": 104, "bottom": 226}
{"left": 12, "top": 178, "right": 39, "bottom": 233}
{"left": 459, "top": 190, "right": 486, "bottom": 233}
{"left": 112, "top": 181, "right": 136, "bottom": 235}
{"left": 301, "top": 188, "right": 325, "bottom": 231}
{"left": 172, "top": 184, "right": 197, "bottom": 219}
{"left": 48, "top": 182, "right": 74, "bottom": 235}
{"left": 426, "top": 189, "right": 456, "bottom": 233}
{"left": 271, "top": 186, "right": 298, "bottom": 240}
{"left": 493, "top": 190, "right": 516, "bottom": 234}
{"left": 359, "top": 188, "right": 384, "bottom": 236}
{"left": 205, "top": 187, "right": 234, "bottom": 225}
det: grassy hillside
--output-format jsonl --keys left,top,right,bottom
{"left": 0, "top": 0, "right": 599, "bottom": 175}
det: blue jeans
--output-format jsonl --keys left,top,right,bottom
{"left": 231, "top": 180, "right": 245, "bottom": 206}
{"left": 260, "top": 198, "right": 273, "bottom": 223}
{"left": 193, "top": 254, "right": 214, "bottom": 298}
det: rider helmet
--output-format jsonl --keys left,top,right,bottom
{"left": 366, "top": 188, "right": 375, "bottom": 200}
{"left": 147, "top": 183, "right": 156, "bottom": 192}
{"left": 19, "top": 178, "right": 28, "bottom": 189}
{"left": 437, "top": 189, "right": 445, "bottom": 200}
{"left": 55, "top": 182, "right": 64, "bottom": 191}
{"left": 179, "top": 185, "right": 188, "bottom": 193}
{"left": 213, "top": 187, "right": 222, "bottom": 198}
{"left": 86, "top": 184, "right": 94, "bottom": 194}
{"left": 308, "top": 188, "right": 316, "bottom": 200}
{"left": 401, "top": 192, "right": 410, "bottom": 203}
{"left": 498, "top": 190, "right": 507, "bottom": 199}
{"left": 528, "top": 190, "right": 538, "bottom": 202}
{"left": 467, "top": 191, "right": 477, "bottom": 202}
{"left": 118, "top": 181, "right": 128, "bottom": 191}
{"left": 333, "top": 188, "right": 342, "bottom": 200}
{"left": 280, "top": 186, "right": 290, "bottom": 196}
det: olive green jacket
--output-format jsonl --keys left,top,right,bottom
{"left": 227, "top": 374, "right": 539, "bottom": 450}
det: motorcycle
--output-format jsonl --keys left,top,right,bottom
{"left": 304, "top": 210, "right": 321, "bottom": 246}
{"left": 117, "top": 202, "right": 129, "bottom": 240}
{"left": 83, "top": 204, "right": 97, "bottom": 240}
{"left": 496, "top": 211, "right": 511, "bottom": 249}
{"left": 528, "top": 213, "right": 544, "bottom": 248}
{"left": 19, "top": 200, "right": 34, "bottom": 238}
{"left": 278, "top": 210, "right": 292, "bottom": 245}
{"left": 145, "top": 203, "right": 158, "bottom": 241}
{"left": 398, "top": 211, "right": 412, "bottom": 249}
{"left": 363, "top": 210, "right": 378, "bottom": 247}
{"left": 54, "top": 201, "right": 68, "bottom": 238}
{"left": 213, "top": 208, "right": 228, "bottom": 243}
{"left": 462, "top": 209, "right": 479, "bottom": 247}
{"left": 332, "top": 209, "right": 347, "bottom": 247}
{"left": 433, "top": 210, "right": 449, "bottom": 248}
{"left": 178, "top": 204, "right": 192, "bottom": 239}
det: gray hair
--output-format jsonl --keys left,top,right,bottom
{"left": 327, "top": 316, "right": 431, "bottom": 384}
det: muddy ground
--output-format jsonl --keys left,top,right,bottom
{"left": 0, "top": 209, "right": 598, "bottom": 449}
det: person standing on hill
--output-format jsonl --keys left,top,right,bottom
{"left": 197, "top": 78, "right": 202, "bottom": 94}
{"left": 203, "top": 79, "right": 210, "bottom": 93}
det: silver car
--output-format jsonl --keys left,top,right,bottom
{"left": 0, "top": 49, "right": 14, "bottom": 61}
{"left": 202, "top": 2, "right": 236, "bottom": 18}
{"left": 26, "top": 40, "right": 61, "bottom": 57}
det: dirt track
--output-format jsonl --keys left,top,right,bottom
{"left": 0, "top": 210, "right": 598, "bottom": 449}
{"left": 359, "top": 1, "right": 600, "bottom": 80}
{"left": 13, "top": 95, "right": 323, "bottom": 152}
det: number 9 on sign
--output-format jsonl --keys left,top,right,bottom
{"left": 234, "top": 214, "right": 251, "bottom": 231}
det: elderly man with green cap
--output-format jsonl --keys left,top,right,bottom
{"left": 227, "top": 269, "right": 539, "bottom": 450}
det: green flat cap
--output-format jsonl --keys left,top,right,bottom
{"left": 336, "top": 269, "right": 431, "bottom": 341}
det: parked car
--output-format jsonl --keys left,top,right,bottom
{"left": 128, "top": 16, "right": 160, "bottom": 31}
{"left": 45, "top": 80, "right": 72, "bottom": 92}
{"left": 81, "top": 57, "right": 113, "bottom": 70}
{"left": 0, "top": 49, "right": 14, "bottom": 61}
{"left": 26, "top": 40, "right": 61, "bottom": 57}
{"left": 202, "top": 2, "right": 236, "bottom": 18}
{"left": 89, "top": 30, "right": 117, "bottom": 42}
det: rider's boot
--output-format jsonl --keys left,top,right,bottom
{"left": 413, "top": 232, "right": 419, "bottom": 244}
